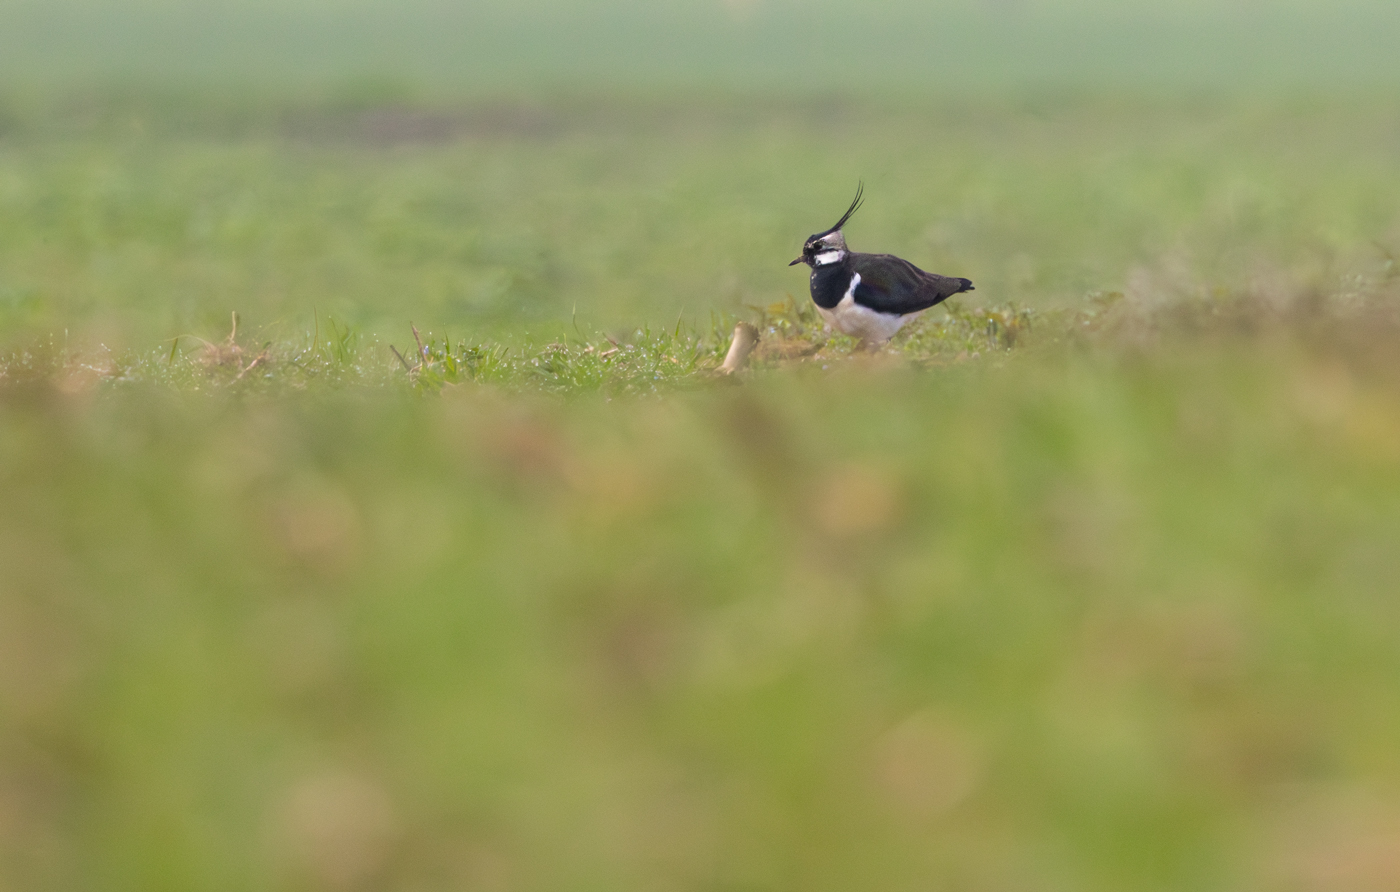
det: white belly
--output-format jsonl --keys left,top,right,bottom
{"left": 816, "top": 273, "right": 910, "bottom": 343}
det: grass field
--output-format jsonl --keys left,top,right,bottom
{"left": 8, "top": 294, "right": 1400, "bottom": 892}
{"left": 5, "top": 2, "right": 1400, "bottom": 891}
{"left": 4, "top": 96, "right": 1398, "bottom": 351}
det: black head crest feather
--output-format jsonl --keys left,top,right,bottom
{"left": 822, "top": 181, "right": 864, "bottom": 236}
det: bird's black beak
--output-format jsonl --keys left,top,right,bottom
{"left": 789, "top": 256, "right": 805, "bottom": 266}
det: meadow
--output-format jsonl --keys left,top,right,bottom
{"left": 5, "top": 2, "right": 1400, "bottom": 890}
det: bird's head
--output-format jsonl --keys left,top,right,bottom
{"left": 790, "top": 182, "right": 863, "bottom": 267}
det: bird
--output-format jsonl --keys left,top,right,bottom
{"left": 789, "top": 183, "right": 973, "bottom": 347}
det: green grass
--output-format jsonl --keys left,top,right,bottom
{"left": 3, "top": 95, "right": 1399, "bottom": 352}
{"left": 7, "top": 289, "right": 1400, "bottom": 891}
{"left": 6, "top": 7, "right": 1400, "bottom": 885}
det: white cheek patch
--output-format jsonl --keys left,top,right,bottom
{"left": 813, "top": 250, "right": 845, "bottom": 266}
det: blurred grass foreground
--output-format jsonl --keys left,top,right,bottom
{"left": 5, "top": 1, "right": 1400, "bottom": 891}
{"left": 10, "top": 289, "right": 1400, "bottom": 892}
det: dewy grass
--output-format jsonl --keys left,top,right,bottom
{"left": 0, "top": 296, "right": 1048, "bottom": 395}
{"left": 0, "top": 302, "right": 1099, "bottom": 398}
{"left": 5, "top": 277, "right": 1398, "bottom": 397}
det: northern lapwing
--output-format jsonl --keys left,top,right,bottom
{"left": 790, "top": 183, "right": 973, "bottom": 347}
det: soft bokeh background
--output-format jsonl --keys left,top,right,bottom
{"left": 4, "top": 3, "right": 1400, "bottom": 892}
{"left": 2, "top": 0, "right": 1400, "bottom": 345}
{"left": 4, "top": 0, "right": 1400, "bottom": 94}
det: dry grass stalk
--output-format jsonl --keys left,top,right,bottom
{"left": 719, "top": 322, "right": 759, "bottom": 375}
{"left": 198, "top": 312, "right": 269, "bottom": 378}
{"left": 199, "top": 312, "right": 246, "bottom": 368}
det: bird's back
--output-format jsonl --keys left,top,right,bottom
{"left": 847, "top": 252, "right": 973, "bottom": 316}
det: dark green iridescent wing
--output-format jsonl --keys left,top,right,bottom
{"left": 848, "top": 253, "right": 973, "bottom": 315}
